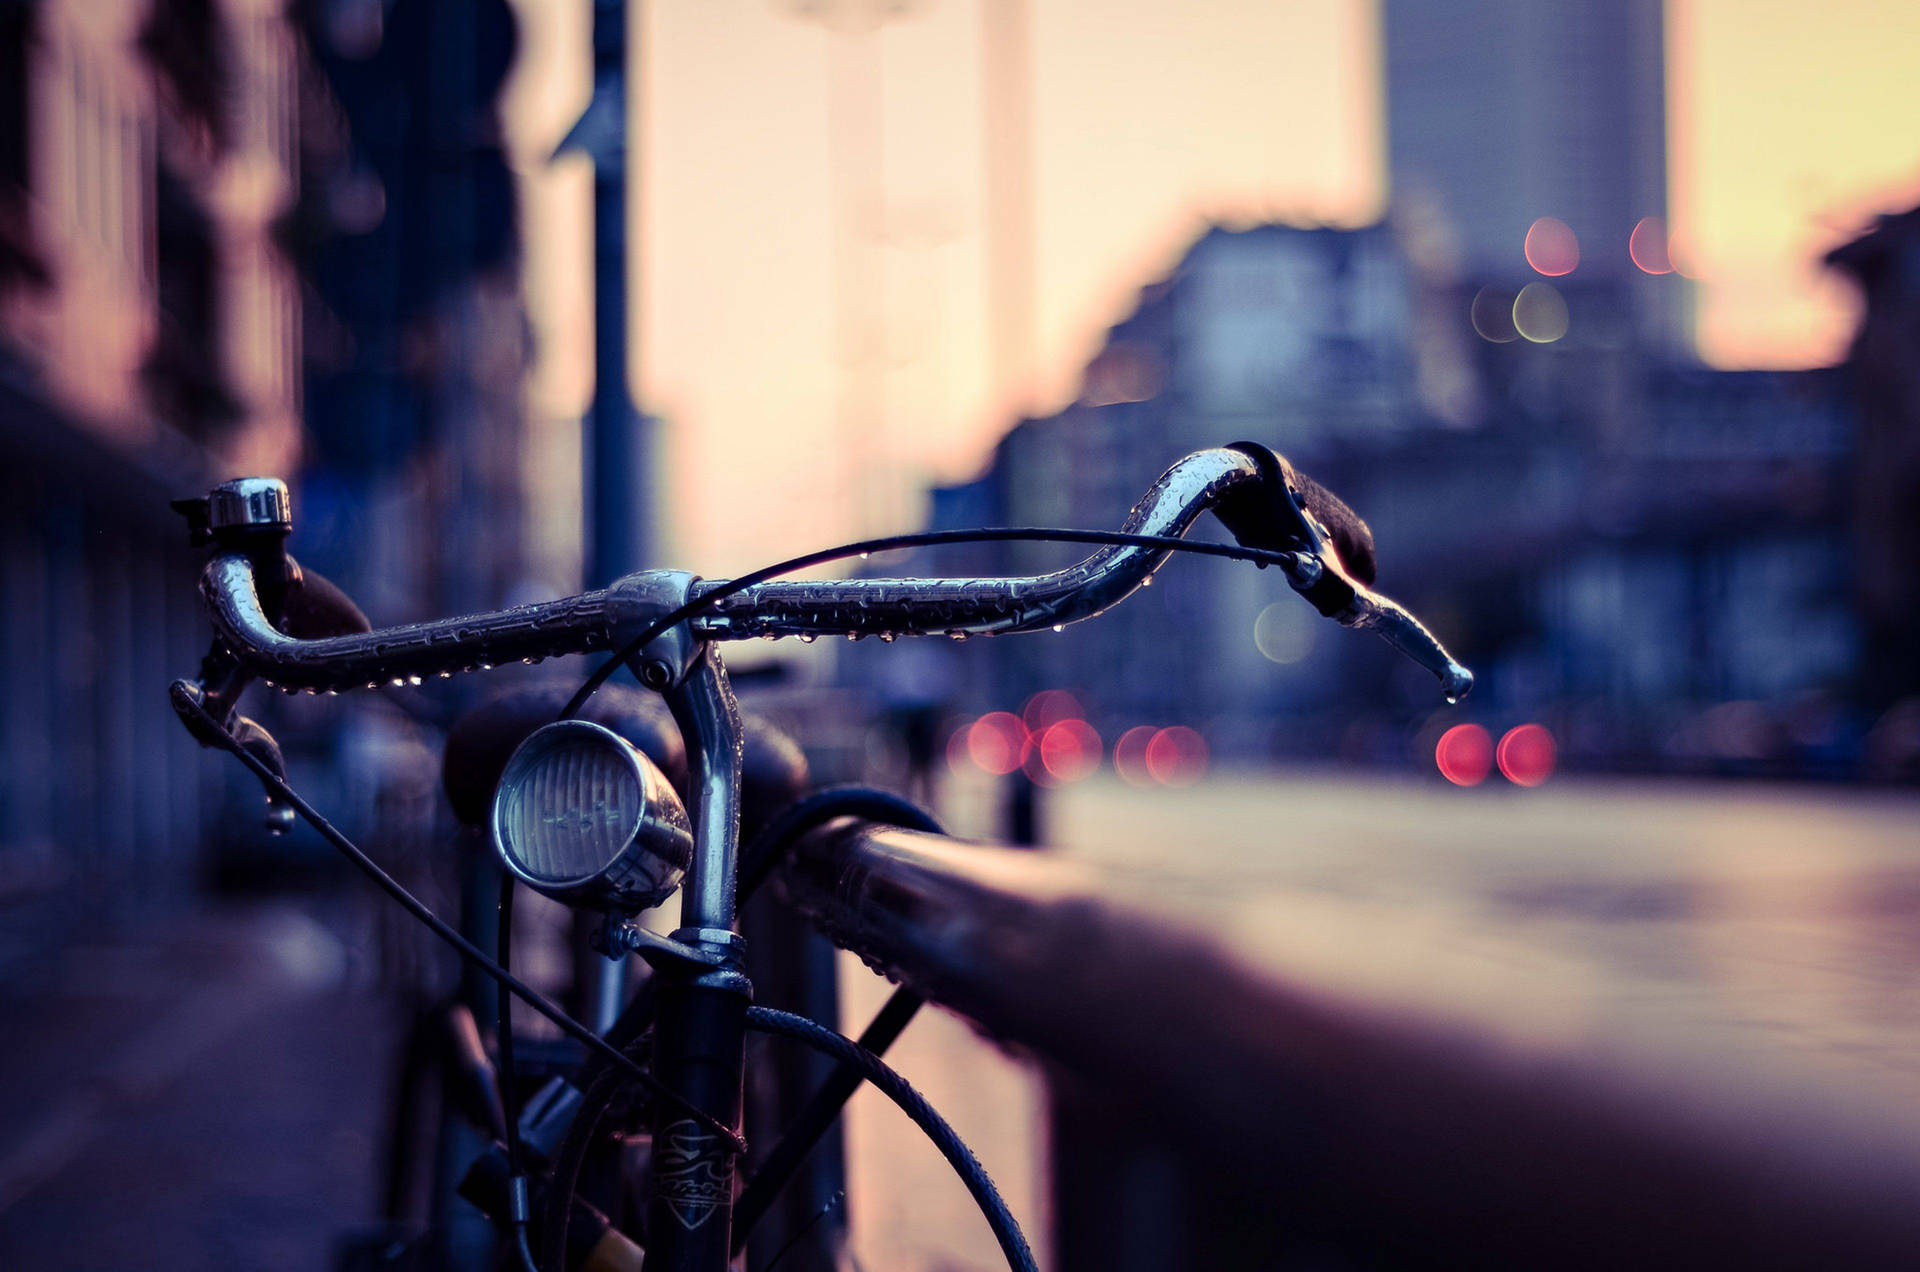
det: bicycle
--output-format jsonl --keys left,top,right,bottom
{"left": 168, "top": 442, "right": 1471, "bottom": 1271}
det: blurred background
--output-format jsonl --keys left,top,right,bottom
{"left": 3, "top": 0, "right": 1920, "bottom": 1268}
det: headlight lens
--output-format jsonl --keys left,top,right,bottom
{"left": 490, "top": 720, "right": 691, "bottom": 910}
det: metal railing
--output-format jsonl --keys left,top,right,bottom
{"left": 773, "top": 817, "right": 1920, "bottom": 1271}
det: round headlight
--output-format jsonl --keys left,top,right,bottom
{"left": 490, "top": 720, "right": 692, "bottom": 911}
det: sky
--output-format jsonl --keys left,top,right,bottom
{"left": 502, "top": 0, "right": 1920, "bottom": 581}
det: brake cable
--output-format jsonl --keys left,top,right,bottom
{"left": 560, "top": 525, "right": 1307, "bottom": 719}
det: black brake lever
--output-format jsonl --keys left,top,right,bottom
{"left": 1220, "top": 443, "right": 1475, "bottom": 702}
{"left": 170, "top": 681, "right": 297, "bottom": 832}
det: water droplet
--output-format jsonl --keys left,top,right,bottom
{"left": 859, "top": 552, "right": 871, "bottom": 561}
{"left": 760, "top": 632, "right": 779, "bottom": 642}
{"left": 407, "top": 674, "right": 424, "bottom": 686}
{"left": 438, "top": 670, "right": 453, "bottom": 680}
{"left": 1444, "top": 694, "right": 1459, "bottom": 706}
{"left": 1140, "top": 576, "right": 1153, "bottom": 588}
{"left": 948, "top": 631, "right": 969, "bottom": 642}
{"left": 391, "top": 678, "right": 406, "bottom": 687}
{"left": 797, "top": 634, "right": 816, "bottom": 644}
{"left": 878, "top": 632, "right": 897, "bottom": 642}
{"left": 1052, "top": 624, "right": 1064, "bottom": 634}
{"left": 478, "top": 662, "right": 494, "bottom": 671}
{"left": 845, "top": 631, "right": 863, "bottom": 641}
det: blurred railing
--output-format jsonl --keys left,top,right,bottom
{"left": 774, "top": 818, "right": 1920, "bottom": 1271}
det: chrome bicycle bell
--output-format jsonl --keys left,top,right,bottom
{"left": 489, "top": 720, "right": 692, "bottom": 912}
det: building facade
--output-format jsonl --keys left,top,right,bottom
{"left": 0, "top": 0, "right": 535, "bottom": 940}
{"left": 0, "top": 0, "right": 314, "bottom": 944}
{"left": 1384, "top": 0, "right": 1681, "bottom": 348}
{"left": 908, "top": 214, "right": 1861, "bottom": 778}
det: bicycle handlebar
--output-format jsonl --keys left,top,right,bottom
{"left": 188, "top": 445, "right": 1471, "bottom": 700}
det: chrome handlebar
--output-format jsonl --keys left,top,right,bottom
{"left": 690, "top": 447, "right": 1263, "bottom": 640}
{"left": 200, "top": 551, "right": 622, "bottom": 692}
{"left": 193, "top": 447, "right": 1472, "bottom": 700}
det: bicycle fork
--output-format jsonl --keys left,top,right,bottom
{"left": 646, "top": 636, "right": 751, "bottom": 1270}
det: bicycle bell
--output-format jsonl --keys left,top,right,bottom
{"left": 489, "top": 720, "right": 692, "bottom": 911}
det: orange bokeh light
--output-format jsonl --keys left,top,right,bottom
{"left": 1435, "top": 723, "right": 1493, "bottom": 786}
{"left": 1496, "top": 723, "right": 1557, "bottom": 786}
{"left": 1145, "top": 726, "right": 1208, "bottom": 787}
{"left": 1524, "top": 216, "right": 1580, "bottom": 276}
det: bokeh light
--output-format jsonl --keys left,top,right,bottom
{"left": 967, "top": 712, "right": 1029, "bottom": 776}
{"left": 1497, "top": 723, "right": 1557, "bottom": 786}
{"left": 1039, "top": 718, "right": 1102, "bottom": 782}
{"left": 1524, "top": 216, "right": 1580, "bottom": 276}
{"left": 1112, "top": 725, "right": 1157, "bottom": 787}
{"left": 1145, "top": 726, "right": 1209, "bottom": 786}
{"left": 1435, "top": 723, "right": 1493, "bottom": 786}
{"left": 1629, "top": 216, "right": 1672, "bottom": 274}
{"left": 1470, "top": 286, "right": 1519, "bottom": 343}
{"left": 1513, "top": 282, "right": 1569, "bottom": 343}
{"left": 1252, "top": 601, "right": 1315, "bottom": 664}
{"left": 1022, "top": 688, "right": 1084, "bottom": 733}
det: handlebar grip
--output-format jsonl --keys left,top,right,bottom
{"left": 282, "top": 560, "right": 372, "bottom": 640}
{"left": 1290, "top": 468, "right": 1377, "bottom": 586}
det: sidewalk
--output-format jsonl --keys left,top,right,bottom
{"left": 0, "top": 901, "right": 400, "bottom": 1270}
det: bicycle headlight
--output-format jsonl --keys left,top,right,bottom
{"left": 490, "top": 720, "right": 692, "bottom": 911}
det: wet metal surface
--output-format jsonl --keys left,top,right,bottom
{"left": 795, "top": 772, "right": 1920, "bottom": 1269}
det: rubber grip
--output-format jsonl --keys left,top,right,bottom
{"left": 281, "top": 560, "right": 373, "bottom": 640}
{"left": 1293, "top": 468, "right": 1377, "bottom": 586}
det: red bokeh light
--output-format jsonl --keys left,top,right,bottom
{"left": 1435, "top": 723, "right": 1493, "bottom": 786}
{"left": 1629, "top": 216, "right": 1672, "bottom": 275}
{"left": 1524, "top": 216, "right": 1579, "bottom": 276}
{"left": 1112, "top": 725, "right": 1157, "bottom": 787}
{"left": 1496, "top": 723, "right": 1557, "bottom": 786}
{"left": 967, "top": 712, "right": 1029, "bottom": 776}
{"left": 1039, "top": 718, "right": 1102, "bottom": 783}
{"left": 1145, "top": 726, "right": 1208, "bottom": 787}
{"left": 1022, "top": 688, "right": 1084, "bottom": 733}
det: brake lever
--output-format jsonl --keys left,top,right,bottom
{"left": 1325, "top": 571, "right": 1476, "bottom": 703}
{"left": 170, "top": 681, "right": 298, "bottom": 832}
{"left": 1235, "top": 447, "right": 1473, "bottom": 703}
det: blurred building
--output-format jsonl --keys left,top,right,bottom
{"left": 1384, "top": 0, "right": 1681, "bottom": 350}
{"left": 1826, "top": 207, "right": 1920, "bottom": 712}
{"left": 870, "top": 0, "right": 1876, "bottom": 780}
{"left": 0, "top": 0, "right": 309, "bottom": 942}
{"left": 889, "top": 212, "right": 1859, "bottom": 777}
{"left": 0, "top": 0, "right": 533, "bottom": 940}
{"left": 289, "top": 0, "right": 530, "bottom": 620}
